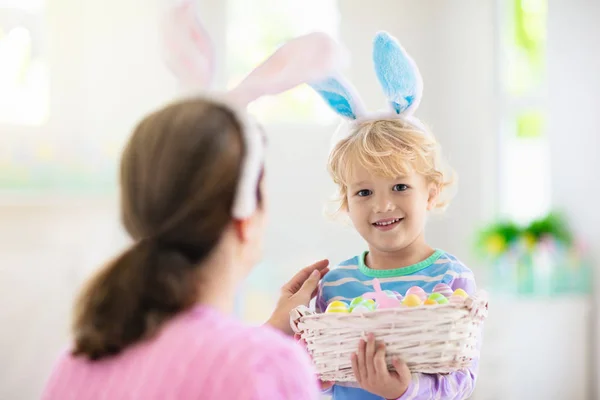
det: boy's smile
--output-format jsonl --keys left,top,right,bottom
{"left": 372, "top": 217, "right": 404, "bottom": 231}
{"left": 346, "top": 165, "right": 436, "bottom": 255}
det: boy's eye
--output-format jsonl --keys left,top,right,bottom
{"left": 393, "top": 184, "right": 409, "bottom": 192}
{"left": 357, "top": 189, "right": 372, "bottom": 197}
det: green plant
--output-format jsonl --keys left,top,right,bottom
{"left": 474, "top": 211, "right": 573, "bottom": 259}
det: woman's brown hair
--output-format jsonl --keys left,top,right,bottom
{"left": 71, "top": 98, "right": 255, "bottom": 360}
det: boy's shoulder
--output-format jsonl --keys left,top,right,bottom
{"left": 436, "top": 251, "right": 474, "bottom": 275}
{"left": 321, "top": 254, "right": 363, "bottom": 283}
{"left": 436, "top": 250, "right": 478, "bottom": 293}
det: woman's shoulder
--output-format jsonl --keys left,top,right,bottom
{"left": 178, "top": 306, "right": 318, "bottom": 395}
{"left": 179, "top": 305, "right": 313, "bottom": 366}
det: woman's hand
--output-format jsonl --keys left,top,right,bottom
{"left": 266, "top": 259, "right": 329, "bottom": 335}
{"left": 351, "top": 333, "right": 411, "bottom": 399}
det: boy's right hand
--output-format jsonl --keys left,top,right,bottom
{"left": 351, "top": 334, "right": 411, "bottom": 399}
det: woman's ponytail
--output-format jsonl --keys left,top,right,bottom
{"left": 71, "top": 240, "right": 200, "bottom": 360}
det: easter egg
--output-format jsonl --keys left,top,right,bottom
{"left": 390, "top": 291, "right": 404, "bottom": 301}
{"left": 406, "top": 286, "right": 427, "bottom": 300}
{"left": 351, "top": 299, "right": 376, "bottom": 312}
{"left": 428, "top": 293, "right": 444, "bottom": 301}
{"left": 436, "top": 296, "right": 449, "bottom": 305}
{"left": 433, "top": 283, "right": 453, "bottom": 299}
{"left": 383, "top": 290, "right": 401, "bottom": 300}
{"left": 362, "top": 299, "right": 376, "bottom": 310}
{"left": 402, "top": 293, "right": 423, "bottom": 307}
{"left": 453, "top": 289, "right": 469, "bottom": 298}
{"left": 326, "top": 301, "right": 349, "bottom": 313}
{"left": 428, "top": 293, "right": 449, "bottom": 304}
{"left": 449, "top": 295, "right": 465, "bottom": 305}
{"left": 349, "top": 296, "right": 365, "bottom": 311}
{"left": 424, "top": 298, "right": 438, "bottom": 306}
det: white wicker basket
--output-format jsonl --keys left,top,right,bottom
{"left": 290, "top": 291, "right": 488, "bottom": 382}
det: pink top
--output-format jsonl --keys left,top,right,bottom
{"left": 41, "top": 305, "right": 319, "bottom": 400}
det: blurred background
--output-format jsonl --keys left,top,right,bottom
{"left": 0, "top": 0, "right": 598, "bottom": 399}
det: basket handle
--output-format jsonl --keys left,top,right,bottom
{"left": 289, "top": 306, "right": 314, "bottom": 334}
{"left": 464, "top": 290, "right": 489, "bottom": 320}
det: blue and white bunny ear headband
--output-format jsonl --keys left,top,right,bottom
{"left": 308, "top": 31, "right": 425, "bottom": 149}
{"left": 162, "top": 0, "right": 346, "bottom": 218}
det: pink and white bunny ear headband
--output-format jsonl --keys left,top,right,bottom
{"left": 162, "top": 0, "right": 345, "bottom": 219}
{"left": 308, "top": 31, "right": 426, "bottom": 150}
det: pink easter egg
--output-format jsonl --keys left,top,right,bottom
{"left": 391, "top": 291, "right": 404, "bottom": 301}
{"left": 433, "top": 283, "right": 453, "bottom": 299}
{"left": 406, "top": 286, "right": 427, "bottom": 301}
{"left": 449, "top": 295, "right": 465, "bottom": 305}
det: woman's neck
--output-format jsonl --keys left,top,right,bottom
{"left": 365, "top": 234, "right": 435, "bottom": 270}
{"left": 195, "top": 249, "right": 243, "bottom": 314}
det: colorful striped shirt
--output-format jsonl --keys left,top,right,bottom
{"left": 41, "top": 305, "right": 319, "bottom": 400}
{"left": 316, "top": 249, "right": 479, "bottom": 400}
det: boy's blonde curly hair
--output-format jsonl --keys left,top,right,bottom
{"left": 328, "top": 118, "right": 455, "bottom": 214}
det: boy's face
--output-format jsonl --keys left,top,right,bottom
{"left": 346, "top": 165, "right": 436, "bottom": 253}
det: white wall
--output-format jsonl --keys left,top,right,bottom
{"left": 547, "top": 0, "right": 600, "bottom": 397}
{"left": 0, "top": 202, "right": 127, "bottom": 400}
{"left": 0, "top": 0, "right": 178, "bottom": 399}
{"left": 0, "top": 0, "right": 181, "bottom": 153}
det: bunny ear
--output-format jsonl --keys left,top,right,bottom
{"left": 308, "top": 74, "right": 367, "bottom": 120}
{"left": 225, "top": 32, "right": 345, "bottom": 219}
{"left": 226, "top": 32, "right": 346, "bottom": 107}
{"left": 372, "top": 31, "right": 423, "bottom": 116}
{"left": 161, "top": 0, "right": 215, "bottom": 90}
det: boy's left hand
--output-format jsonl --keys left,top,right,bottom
{"left": 351, "top": 333, "right": 411, "bottom": 400}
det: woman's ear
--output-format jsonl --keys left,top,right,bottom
{"left": 233, "top": 219, "right": 251, "bottom": 242}
{"left": 233, "top": 207, "right": 266, "bottom": 243}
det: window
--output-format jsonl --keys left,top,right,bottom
{"left": 498, "top": 0, "right": 549, "bottom": 224}
{"left": 226, "top": 0, "right": 339, "bottom": 124}
{"left": 0, "top": 0, "right": 48, "bottom": 126}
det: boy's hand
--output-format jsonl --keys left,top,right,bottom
{"left": 351, "top": 333, "right": 411, "bottom": 400}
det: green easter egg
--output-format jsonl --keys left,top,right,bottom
{"left": 428, "top": 293, "right": 444, "bottom": 301}
{"left": 350, "top": 296, "right": 365, "bottom": 307}
{"left": 360, "top": 299, "right": 376, "bottom": 311}
{"left": 349, "top": 297, "right": 365, "bottom": 311}
{"left": 436, "top": 297, "right": 449, "bottom": 304}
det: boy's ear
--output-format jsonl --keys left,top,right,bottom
{"left": 341, "top": 196, "right": 350, "bottom": 212}
{"left": 427, "top": 183, "right": 440, "bottom": 211}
